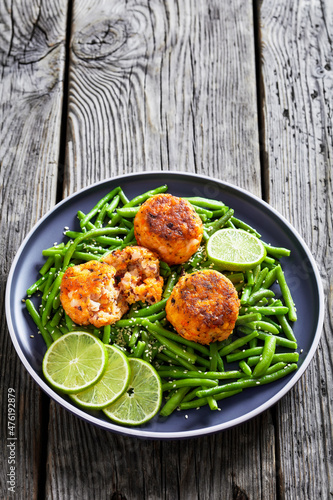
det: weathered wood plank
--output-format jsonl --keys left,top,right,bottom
{"left": 63, "top": 0, "right": 261, "bottom": 197}
{"left": 258, "top": 0, "right": 333, "bottom": 498}
{"left": 0, "top": 1, "right": 68, "bottom": 498}
{"left": 45, "top": 1, "right": 280, "bottom": 500}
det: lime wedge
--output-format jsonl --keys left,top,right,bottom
{"left": 103, "top": 358, "right": 162, "bottom": 426}
{"left": 42, "top": 332, "right": 108, "bottom": 394}
{"left": 206, "top": 228, "right": 267, "bottom": 271}
{"left": 70, "top": 345, "right": 131, "bottom": 409}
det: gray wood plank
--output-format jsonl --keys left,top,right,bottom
{"left": 258, "top": 0, "right": 333, "bottom": 498}
{"left": 0, "top": 1, "right": 68, "bottom": 498}
{"left": 63, "top": 0, "right": 261, "bottom": 197}
{"left": 45, "top": 1, "right": 280, "bottom": 500}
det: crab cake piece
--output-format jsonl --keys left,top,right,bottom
{"left": 134, "top": 193, "right": 203, "bottom": 265}
{"left": 60, "top": 261, "right": 128, "bottom": 328}
{"left": 165, "top": 269, "right": 240, "bottom": 345}
{"left": 102, "top": 246, "right": 163, "bottom": 305}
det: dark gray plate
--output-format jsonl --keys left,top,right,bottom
{"left": 5, "top": 172, "right": 324, "bottom": 439}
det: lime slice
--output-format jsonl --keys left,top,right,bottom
{"left": 206, "top": 228, "right": 267, "bottom": 271}
{"left": 42, "top": 331, "right": 108, "bottom": 394}
{"left": 70, "top": 345, "right": 131, "bottom": 409}
{"left": 103, "top": 358, "right": 162, "bottom": 426}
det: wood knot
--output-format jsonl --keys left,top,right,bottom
{"left": 72, "top": 20, "right": 128, "bottom": 60}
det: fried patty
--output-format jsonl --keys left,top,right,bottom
{"left": 165, "top": 269, "right": 240, "bottom": 345}
{"left": 134, "top": 193, "right": 203, "bottom": 265}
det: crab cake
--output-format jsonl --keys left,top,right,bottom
{"left": 133, "top": 193, "right": 203, "bottom": 265}
{"left": 165, "top": 269, "right": 240, "bottom": 345}
{"left": 60, "top": 261, "right": 128, "bottom": 328}
{"left": 102, "top": 245, "right": 163, "bottom": 305}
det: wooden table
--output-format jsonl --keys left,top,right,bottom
{"left": 1, "top": 1, "right": 332, "bottom": 498}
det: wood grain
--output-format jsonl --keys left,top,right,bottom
{"left": 45, "top": 1, "right": 279, "bottom": 500}
{"left": 0, "top": 1, "right": 67, "bottom": 498}
{"left": 259, "top": 0, "right": 333, "bottom": 497}
{"left": 63, "top": 0, "right": 261, "bottom": 197}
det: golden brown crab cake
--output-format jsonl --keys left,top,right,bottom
{"left": 60, "top": 260, "right": 128, "bottom": 329}
{"left": 133, "top": 193, "right": 203, "bottom": 265}
{"left": 102, "top": 246, "right": 163, "bottom": 305}
{"left": 165, "top": 269, "right": 240, "bottom": 345}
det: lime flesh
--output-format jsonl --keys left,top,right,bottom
{"left": 42, "top": 331, "right": 108, "bottom": 394}
{"left": 103, "top": 358, "right": 162, "bottom": 426}
{"left": 206, "top": 228, "right": 267, "bottom": 271}
{"left": 70, "top": 345, "right": 131, "bottom": 409}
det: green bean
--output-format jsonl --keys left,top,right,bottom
{"left": 80, "top": 187, "right": 121, "bottom": 227}
{"left": 141, "top": 320, "right": 210, "bottom": 356}
{"left": 246, "top": 320, "right": 280, "bottom": 335}
{"left": 190, "top": 205, "right": 214, "bottom": 218}
{"left": 127, "top": 298, "right": 168, "bottom": 318}
{"left": 240, "top": 284, "right": 252, "bottom": 305}
{"left": 261, "top": 267, "right": 277, "bottom": 289}
{"left": 277, "top": 314, "right": 297, "bottom": 342}
{"left": 94, "top": 202, "right": 110, "bottom": 228}
{"left": 41, "top": 272, "right": 64, "bottom": 326}
{"left": 236, "top": 313, "right": 262, "bottom": 325}
{"left": 275, "top": 265, "right": 297, "bottom": 321}
{"left": 219, "top": 331, "right": 259, "bottom": 357}
{"left": 229, "top": 217, "right": 261, "bottom": 237}
{"left": 252, "top": 336, "right": 276, "bottom": 378}
{"left": 149, "top": 331, "right": 197, "bottom": 364}
{"left": 105, "top": 194, "right": 121, "bottom": 219}
{"left": 62, "top": 228, "right": 127, "bottom": 269}
{"left": 256, "top": 331, "right": 297, "bottom": 350}
{"left": 179, "top": 389, "right": 242, "bottom": 410}
{"left": 156, "top": 369, "right": 246, "bottom": 380}
{"left": 195, "top": 363, "right": 298, "bottom": 398}
{"left": 226, "top": 346, "right": 263, "bottom": 363}
{"left": 159, "top": 387, "right": 191, "bottom": 417}
{"left": 25, "top": 299, "right": 53, "bottom": 348}
{"left": 45, "top": 322, "right": 62, "bottom": 341}
{"left": 122, "top": 227, "right": 135, "bottom": 245}
{"left": 262, "top": 242, "right": 291, "bottom": 258}
{"left": 39, "top": 256, "right": 55, "bottom": 276}
{"left": 183, "top": 197, "right": 225, "bottom": 210}
{"left": 160, "top": 348, "right": 198, "bottom": 371}
{"left": 251, "top": 267, "right": 269, "bottom": 294}
{"left": 26, "top": 272, "right": 50, "bottom": 296}
{"left": 49, "top": 307, "right": 64, "bottom": 328}
{"left": 239, "top": 360, "right": 252, "bottom": 376}
{"left": 246, "top": 289, "right": 275, "bottom": 305}
{"left": 163, "top": 273, "right": 179, "bottom": 298}
{"left": 162, "top": 378, "right": 218, "bottom": 391}
{"left": 116, "top": 207, "right": 140, "bottom": 218}
{"left": 247, "top": 352, "right": 299, "bottom": 367}
{"left": 130, "top": 340, "right": 146, "bottom": 358}
{"left": 245, "top": 269, "right": 255, "bottom": 286}
{"left": 265, "top": 361, "right": 287, "bottom": 375}
{"left": 205, "top": 208, "right": 235, "bottom": 236}
{"left": 102, "top": 325, "right": 111, "bottom": 344}
{"left": 240, "top": 305, "right": 289, "bottom": 316}
{"left": 72, "top": 251, "right": 103, "bottom": 261}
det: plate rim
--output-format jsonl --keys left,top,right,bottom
{"left": 5, "top": 170, "right": 325, "bottom": 439}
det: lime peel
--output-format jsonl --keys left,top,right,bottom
{"left": 42, "top": 331, "right": 108, "bottom": 394}
{"left": 70, "top": 345, "right": 131, "bottom": 410}
{"left": 206, "top": 228, "right": 267, "bottom": 271}
{"left": 103, "top": 358, "right": 162, "bottom": 426}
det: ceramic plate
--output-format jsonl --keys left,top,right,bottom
{"left": 5, "top": 172, "right": 324, "bottom": 439}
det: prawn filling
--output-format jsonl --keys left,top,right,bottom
{"left": 60, "top": 261, "right": 128, "bottom": 328}
{"left": 166, "top": 269, "right": 240, "bottom": 345}
{"left": 133, "top": 193, "right": 203, "bottom": 265}
{"left": 102, "top": 246, "right": 163, "bottom": 305}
